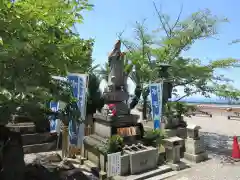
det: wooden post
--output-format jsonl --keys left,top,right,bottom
{"left": 62, "top": 125, "right": 69, "bottom": 158}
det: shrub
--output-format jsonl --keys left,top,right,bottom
{"left": 97, "top": 135, "right": 124, "bottom": 155}
{"left": 143, "top": 129, "right": 165, "bottom": 146}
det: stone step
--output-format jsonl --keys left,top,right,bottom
{"left": 21, "top": 133, "right": 58, "bottom": 145}
{"left": 7, "top": 123, "right": 36, "bottom": 134}
{"left": 114, "top": 165, "right": 172, "bottom": 180}
{"left": 144, "top": 171, "right": 178, "bottom": 180}
{"left": 23, "top": 141, "right": 57, "bottom": 154}
{"left": 84, "top": 160, "right": 97, "bottom": 168}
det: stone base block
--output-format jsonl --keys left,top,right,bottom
{"left": 185, "top": 138, "right": 204, "bottom": 154}
{"left": 184, "top": 152, "right": 208, "bottom": 163}
{"left": 94, "top": 122, "right": 112, "bottom": 138}
{"left": 165, "top": 145, "right": 181, "bottom": 164}
{"left": 168, "top": 161, "right": 187, "bottom": 171}
{"left": 21, "top": 133, "right": 57, "bottom": 145}
{"left": 7, "top": 123, "right": 35, "bottom": 134}
{"left": 23, "top": 141, "right": 57, "bottom": 154}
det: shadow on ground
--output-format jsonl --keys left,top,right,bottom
{"left": 200, "top": 131, "right": 236, "bottom": 158}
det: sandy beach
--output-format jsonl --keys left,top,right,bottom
{"left": 195, "top": 104, "right": 240, "bottom": 118}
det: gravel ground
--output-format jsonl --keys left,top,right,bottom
{"left": 166, "top": 158, "right": 240, "bottom": 180}
{"left": 167, "top": 115, "right": 240, "bottom": 180}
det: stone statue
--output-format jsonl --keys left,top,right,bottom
{"left": 100, "top": 40, "right": 129, "bottom": 116}
{"left": 108, "top": 40, "right": 125, "bottom": 91}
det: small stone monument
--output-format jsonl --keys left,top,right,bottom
{"left": 184, "top": 124, "right": 208, "bottom": 163}
{"left": 163, "top": 136, "right": 186, "bottom": 171}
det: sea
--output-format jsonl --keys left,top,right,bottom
{"left": 186, "top": 102, "right": 240, "bottom": 108}
{"left": 128, "top": 95, "right": 240, "bottom": 108}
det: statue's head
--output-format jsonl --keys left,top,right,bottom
{"left": 108, "top": 40, "right": 122, "bottom": 58}
{"left": 115, "top": 40, "right": 121, "bottom": 49}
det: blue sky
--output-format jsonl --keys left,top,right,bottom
{"left": 76, "top": 0, "right": 240, "bottom": 98}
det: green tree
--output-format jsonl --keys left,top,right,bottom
{"left": 119, "top": 20, "right": 153, "bottom": 118}
{"left": 0, "top": 0, "right": 94, "bottom": 125}
{"left": 120, "top": 3, "right": 239, "bottom": 118}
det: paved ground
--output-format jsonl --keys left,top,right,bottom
{"left": 166, "top": 158, "right": 240, "bottom": 180}
{"left": 143, "top": 113, "right": 240, "bottom": 180}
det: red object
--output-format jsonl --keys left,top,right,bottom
{"left": 108, "top": 104, "right": 116, "bottom": 116}
{"left": 232, "top": 136, "right": 240, "bottom": 159}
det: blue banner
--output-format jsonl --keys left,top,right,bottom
{"left": 67, "top": 74, "right": 79, "bottom": 146}
{"left": 49, "top": 101, "right": 59, "bottom": 133}
{"left": 149, "top": 83, "right": 163, "bottom": 129}
{"left": 67, "top": 74, "right": 88, "bottom": 147}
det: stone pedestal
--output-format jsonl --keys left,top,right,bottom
{"left": 184, "top": 124, "right": 207, "bottom": 163}
{"left": 93, "top": 112, "right": 141, "bottom": 138}
{"left": 176, "top": 127, "right": 187, "bottom": 158}
{"left": 163, "top": 136, "right": 186, "bottom": 171}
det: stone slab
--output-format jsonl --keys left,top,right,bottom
{"left": 23, "top": 141, "right": 57, "bottom": 154}
{"left": 7, "top": 123, "right": 36, "bottom": 134}
{"left": 21, "top": 133, "right": 58, "bottom": 145}
{"left": 168, "top": 161, "right": 188, "bottom": 171}
{"left": 185, "top": 138, "right": 205, "bottom": 154}
{"left": 113, "top": 165, "right": 172, "bottom": 180}
{"left": 145, "top": 171, "right": 178, "bottom": 180}
{"left": 93, "top": 113, "right": 139, "bottom": 126}
{"left": 184, "top": 152, "right": 208, "bottom": 163}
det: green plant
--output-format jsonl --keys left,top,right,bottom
{"left": 97, "top": 135, "right": 124, "bottom": 155}
{"left": 143, "top": 129, "right": 165, "bottom": 146}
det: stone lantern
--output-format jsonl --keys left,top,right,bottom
{"left": 157, "top": 64, "right": 173, "bottom": 108}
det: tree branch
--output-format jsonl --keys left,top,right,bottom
{"left": 153, "top": 1, "right": 170, "bottom": 38}
{"left": 117, "top": 31, "right": 134, "bottom": 54}
{"left": 136, "top": 20, "right": 152, "bottom": 63}
{"left": 173, "top": 79, "right": 197, "bottom": 88}
{"left": 170, "top": 3, "right": 183, "bottom": 35}
{"left": 175, "top": 90, "right": 199, "bottom": 102}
